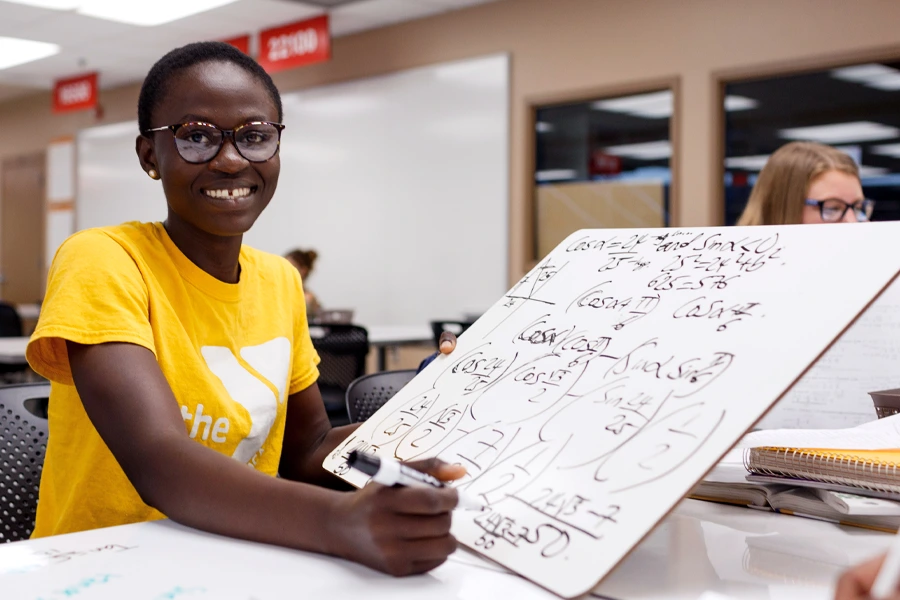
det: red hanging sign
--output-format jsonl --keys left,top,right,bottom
{"left": 590, "top": 151, "right": 622, "bottom": 176}
{"left": 223, "top": 35, "right": 251, "bottom": 55}
{"left": 53, "top": 72, "right": 97, "bottom": 114}
{"left": 258, "top": 15, "right": 330, "bottom": 74}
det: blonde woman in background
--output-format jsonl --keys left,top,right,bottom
{"left": 740, "top": 142, "right": 883, "bottom": 600}
{"left": 285, "top": 248, "right": 322, "bottom": 317}
{"left": 736, "top": 141, "right": 874, "bottom": 226}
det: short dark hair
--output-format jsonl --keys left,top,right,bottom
{"left": 285, "top": 248, "right": 318, "bottom": 271}
{"left": 137, "top": 41, "right": 283, "bottom": 133}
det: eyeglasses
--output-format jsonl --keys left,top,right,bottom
{"left": 804, "top": 198, "right": 875, "bottom": 222}
{"left": 142, "top": 121, "right": 285, "bottom": 164}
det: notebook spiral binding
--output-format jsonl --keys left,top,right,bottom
{"left": 744, "top": 447, "right": 900, "bottom": 494}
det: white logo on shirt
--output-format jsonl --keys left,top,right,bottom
{"left": 183, "top": 337, "right": 291, "bottom": 466}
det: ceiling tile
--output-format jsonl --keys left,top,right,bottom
{"left": 412, "top": 0, "right": 496, "bottom": 7}
{"left": 331, "top": 0, "right": 445, "bottom": 31}
{"left": 206, "top": 0, "right": 323, "bottom": 29}
{"left": 14, "top": 11, "right": 135, "bottom": 46}
{"left": 277, "top": 0, "right": 360, "bottom": 7}
{"left": 329, "top": 11, "right": 380, "bottom": 36}
{"left": 0, "top": 1, "right": 53, "bottom": 26}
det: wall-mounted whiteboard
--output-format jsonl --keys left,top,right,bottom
{"left": 77, "top": 121, "right": 166, "bottom": 228}
{"left": 75, "top": 54, "right": 509, "bottom": 326}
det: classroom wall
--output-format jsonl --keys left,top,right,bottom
{"left": 3, "top": 0, "right": 900, "bottom": 285}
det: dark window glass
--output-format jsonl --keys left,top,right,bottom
{"left": 725, "top": 62, "right": 900, "bottom": 224}
{"left": 533, "top": 90, "right": 672, "bottom": 259}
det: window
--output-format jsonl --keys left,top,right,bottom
{"left": 724, "top": 62, "right": 900, "bottom": 224}
{"left": 532, "top": 89, "right": 673, "bottom": 259}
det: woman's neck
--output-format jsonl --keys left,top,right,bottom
{"left": 163, "top": 216, "right": 242, "bottom": 284}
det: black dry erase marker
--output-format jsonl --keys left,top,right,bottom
{"left": 347, "top": 450, "right": 485, "bottom": 511}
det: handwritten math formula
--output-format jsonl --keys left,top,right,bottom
{"left": 324, "top": 225, "right": 900, "bottom": 597}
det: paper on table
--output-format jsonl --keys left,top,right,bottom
{"left": 736, "top": 414, "right": 900, "bottom": 451}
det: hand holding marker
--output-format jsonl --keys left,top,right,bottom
{"left": 347, "top": 451, "right": 486, "bottom": 511}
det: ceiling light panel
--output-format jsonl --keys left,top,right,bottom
{"left": 0, "top": 36, "right": 60, "bottom": 70}
{"left": 831, "top": 63, "right": 898, "bottom": 82}
{"left": 871, "top": 143, "right": 900, "bottom": 158}
{"left": 724, "top": 155, "right": 770, "bottom": 171}
{"left": 858, "top": 165, "right": 890, "bottom": 177}
{"left": 76, "top": 0, "right": 240, "bottom": 27}
{"left": 604, "top": 140, "right": 672, "bottom": 160}
{"left": 830, "top": 63, "right": 900, "bottom": 91}
{"left": 778, "top": 121, "right": 899, "bottom": 144}
{"left": 535, "top": 169, "right": 577, "bottom": 182}
{"left": 591, "top": 91, "right": 672, "bottom": 118}
{"left": 592, "top": 91, "right": 757, "bottom": 118}
{"left": 864, "top": 73, "right": 900, "bottom": 90}
{"left": 724, "top": 95, "right": 758, "bottom": 111}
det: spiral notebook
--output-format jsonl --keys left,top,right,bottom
{"left": 744, "top": 447, "right": 900, "bottom": 495}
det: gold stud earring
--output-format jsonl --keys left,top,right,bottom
{"left": 148, "top": 169, "right": 159, "bottom": 180}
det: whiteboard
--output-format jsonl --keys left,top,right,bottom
{"left": 75, "top": 54, "right": 509, "bottom": 327}
{"left": 47, "top": 139, "right": 74, "bottom": 202}
{"left": 76, "top": 121, "right": 166, "bottom": 228}
{"left": 760, "top": 278, "right": 900, "bottom": 428}
{"left": 322, "top": 223, "right": 900, "bottom": 597}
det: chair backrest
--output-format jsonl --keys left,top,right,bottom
{"left": 346, "top": 369, "right": 417, "bottom": 423}
{"left": 310, "top": 324, "right": 370, "bottom": 393}
{"left": 430, "top": 320, "right": 475, "bottom": 347}
{"left": 0, "top": 382, "right": 51, "bottom": 542}
{"left": 0, "top": 303, "right": 23, "bottom": 338}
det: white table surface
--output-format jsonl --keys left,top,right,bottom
{"left": 0, "top": 336, "right": 29, "bottom": 364}
{"left": 16, "top": 303, "right": 40, "bottom": 320}
{"left": 366, "top": 324, "right": 434, "bottom": 346}
{"left": 0, "top": 499, "right": 889, "bottom": 599}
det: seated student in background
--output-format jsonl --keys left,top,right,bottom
{"left": 284, "top": 248, "right": 322, "bottom": 318}
{"left": 737, "top": 141, "right": 874, "bottom": 226}
{"left": 26, "top": 41, "right": 459, "bottom": 576}
{"left": 418, "top": 331, "right": 457, "bottom": 372}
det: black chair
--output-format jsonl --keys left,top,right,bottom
{"left": 430, "top": 320, "right": 474, "bottom": 348}
{"left": 0, "top": 303, "right": 22, "bottom": 338}
{"left": 310, "top": 324, "right": 369, "bottom": 426}
{"left": 346, "top": 369, "right": 417, "bottom": 423}
{"left": 0, "top": 382, "right": 50, "bottom": 542}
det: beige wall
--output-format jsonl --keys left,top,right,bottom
{"left": 3, "top": 0, "right": 900, "bottom": 285}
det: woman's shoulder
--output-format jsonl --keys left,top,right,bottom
{"left": 54, "top": 222, "right": 160, "bottom": 266}
{"left": 240, "top": 245, "right": 300, "bottom": 282}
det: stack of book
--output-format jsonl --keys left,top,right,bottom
{"left": 691, "top": 416, "right": 900, "bottom": 532}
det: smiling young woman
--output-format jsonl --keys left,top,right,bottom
{"left": 25, "top": 42, "right": 464, "bottom": 577}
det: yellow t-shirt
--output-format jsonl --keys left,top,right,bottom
{"left": 26, "top": 222, "right": 320, "bottom": 537}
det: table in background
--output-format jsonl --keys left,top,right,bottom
{"left": 366, "top": 324, "right": 434, "bottom": 371}
{"left": 15, "top": 303, "right": 40, "bottom": 336}
{"left": 0, "top": 336, "right": 29, "bottom": 365}
{"left": 1, "top": 499, "right": 888, "bottom": 599}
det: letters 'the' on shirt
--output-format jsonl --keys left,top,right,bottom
{"left": 26, "top": 221, "right": 320, "bottom": 537}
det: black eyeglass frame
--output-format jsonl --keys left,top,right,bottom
{"left": 804, "top": 197, "right": 875, "bottom": 222}
{"left": 141, "top": 121, "right": 286, "bottom": 164}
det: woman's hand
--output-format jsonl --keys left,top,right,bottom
{"left": 835, "top": 554, "right": 900, "bottom": 599}
{"left": 329, "top": 458, "right": 465, "bottom": 576}
{"left": 438, "top": 331, "right": 457, "bottom": 355}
